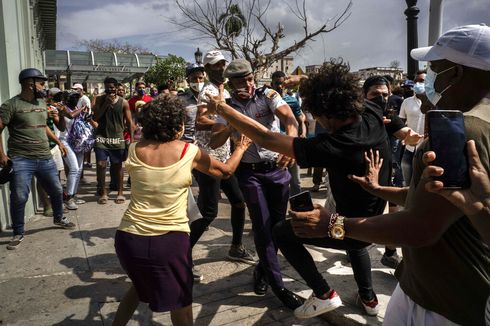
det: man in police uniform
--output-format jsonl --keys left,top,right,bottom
{"left": 0, "top": 68, "right": 76, "bottom": 250}
{"left": 209, "top": 59, "right": 303, "bottom": 310}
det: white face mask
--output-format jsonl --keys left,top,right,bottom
{"left": 425, "top": 66, "right": 455, "bottom": 106}
{"left": 190, "top": 82, "right": 204, "bottom": 93}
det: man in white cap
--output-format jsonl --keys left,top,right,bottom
{"left": 293, "top": 24, "right": 490, "bottom": 325}
{"left": 72, "top": 83, "right": 91, "bottom": 112}
{"left": 191, "top": 51, "right": 256, "bottom": 282}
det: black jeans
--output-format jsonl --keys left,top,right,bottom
{"left": 190, "top": 170, "right": 245, "bottom": 247}
{"left": 273, "top": 219, "right": 375, "bottom": 300}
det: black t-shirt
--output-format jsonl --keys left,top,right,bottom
{"left": 364, "top": 99, "right": 405, "bottom": 137}
{"left": 293, "top": 106, "right": 391, "bottom": 217}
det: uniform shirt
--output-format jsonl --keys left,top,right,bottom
{"left": 0, "top": 96, "right": 51, "bottom": 159}
{"left": 178, "top": 90, "right": 199, "bottom": 143}
{"left": 218, "top": 87, "right": 286, "bottom": 163}
{"left": 195, "top": 82, "right": 231, "bottom": 162}
{"left": 396, "top": 98, "right": 490, "bottom": 326}
{"left": 399, "top": 95, "right": 424, "bottom": 152}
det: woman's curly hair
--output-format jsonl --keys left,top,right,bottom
{"left": 300, "top": 58, "right": 364, "bottom": 120}
{"left": 139, "top": 95, "right": 185, "bottom": 142}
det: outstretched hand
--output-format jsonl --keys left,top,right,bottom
{"left": 422, "top": 140, "right": 490, "bottom": 216}
{"left": 402, "top": 129, "right": 424, "bottom": 146}
{"left": 348, "top": 149, "right": 383, "bottom": 192}
{"left": 202, "top": 84, "right": 226, "bottom": 115}
{"left": 232, "top": 133, "right": 253, "bottom": 150}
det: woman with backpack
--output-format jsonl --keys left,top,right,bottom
{"left": 58, "top": 91, "right": 94, "bottom": 210}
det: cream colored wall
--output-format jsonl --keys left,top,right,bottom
{"left": 0, "top": 0, "right": 45, "bottom": 231}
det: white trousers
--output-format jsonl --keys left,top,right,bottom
{"left": 383, "top": 283, "right": 461, "bottom": 326}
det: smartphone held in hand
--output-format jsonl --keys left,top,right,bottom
{"left": 289, "top": 191, "right": 314, "bottom": 212}
{"left": 427, "top": 110, "right": 470, "bottom": 189}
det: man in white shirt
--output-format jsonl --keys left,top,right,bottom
{"left": 399, "top": 70, "right": 426, "bottom": 185}
{"left": 72, "top": 83, "right": 92, "bottom": 112}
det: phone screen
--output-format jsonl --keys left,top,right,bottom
{"left": 428, "top": 110, "right": 470, "bottom": 188}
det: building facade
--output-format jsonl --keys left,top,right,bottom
{"left": 353, "top": 66, "right": 404, "bottom": 83}
{"left": 0, "top": 0, "right": 57, "bottom": 231}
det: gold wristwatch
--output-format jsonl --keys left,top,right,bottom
{"left": 330, "top": 215, "right": 345, "bottom": 240}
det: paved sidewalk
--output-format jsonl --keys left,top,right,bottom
{"left": 0, "top": 168, "right": 398, "bottom": 325}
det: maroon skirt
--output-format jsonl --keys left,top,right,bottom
{"left": 115, "top": 230, "right": 193, "bottom": 312}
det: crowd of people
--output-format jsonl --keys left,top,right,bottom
{"left": 0, "top": 24, "right": 489, "bottom": 326}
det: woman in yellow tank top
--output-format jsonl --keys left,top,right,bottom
{"left": 113, "top": 95, "right": 251, "bottom": 326}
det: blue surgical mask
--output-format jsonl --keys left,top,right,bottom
{"left": 137, "top": 89, "right": 145, "bottom": 96}
{"left": 413, "top": 82, "right": 425, "bottom": 95}
{"left": 425, "top": 66, "right": 455, "bottom": 106}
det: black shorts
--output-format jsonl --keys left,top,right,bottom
{"left": 95, "top": 148, "right": 128, "bottom": 164}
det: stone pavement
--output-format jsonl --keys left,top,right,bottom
{"left": 0, "top": 167, "right": 398, "bottom": 325}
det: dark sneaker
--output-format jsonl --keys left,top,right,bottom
{"left": 193, "top": 266, "right": 203, "bottom": 282}
{"left": 228, "top": 245, "right": 257, "bottom": 265}
{"left": 273, "top": 288, "right": 305, "bottom": 310}
{"left": 381, "top": 252, "right": 400, "bottom": 269}
{"left": 54, "top": 217, "right": 76, "bottom": 229}
{"left": 7, "top": 235, "right": 24, "bottom": 250}
{"left": 253, "top": 268, "right": 268, "bottom": 296}
{"left": 65, "top": 198, "right": 78, "bottom": 210}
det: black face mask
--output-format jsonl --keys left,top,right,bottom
{"left": 207, "top": 69, "right": 225, "bottom": 84}
{"left": 370, "top": 95, "right": 387, "bottom": 111}
{"left": 34, "top": 89, "right": 47, "bottom": 99}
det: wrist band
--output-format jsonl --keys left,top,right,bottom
{"left": 327, "top": 213, "right": 339, "bottom": 237}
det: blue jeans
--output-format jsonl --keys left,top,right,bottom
{"left": 61, "top": 139, "right": 84, "bottom": 196}
{"left": 10, "top": 156, "right": 64, "bottom": 235}
{"left": 401, "top": 150, "right": 415, "bottom": 187}
{"left": 288, "top": 163, "right": 302, "bottom": 196}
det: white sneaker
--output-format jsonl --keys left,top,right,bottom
{"left": 294, "top": 290, "right": 342, "bottom": 319}
{"left": 357, "top": 294, "right": 379, "bottom": 316}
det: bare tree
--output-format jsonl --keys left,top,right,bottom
{"left": 171, "top": 0, "right": 352, "bottom": 74}
{"left": 77, "top": 39, "right": 154, "bottom": 55}
{"left": 390, "top": 60, "right": 401, "bottom": 69}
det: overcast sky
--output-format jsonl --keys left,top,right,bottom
{"left": 57, "top": 0, "right": 489, "bottom": 72}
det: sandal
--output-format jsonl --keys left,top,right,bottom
{"left": 97, "top": 195, "right": 108, "bottom": 205}
{"left": 115, "top": 195, "right": 126, "bottom": 204}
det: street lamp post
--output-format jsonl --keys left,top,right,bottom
{"left": 194, "top": 48, "right": 203, "bottom": 65}
{"left": 405, "top": 0, "right": 420, "bottom": 79}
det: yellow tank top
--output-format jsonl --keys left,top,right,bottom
{"left": 118, "top": 142, "right": 198, "bottom": 235}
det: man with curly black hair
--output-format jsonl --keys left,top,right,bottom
{"left": 203, "top": 58, "right": 390, "bottom": 318}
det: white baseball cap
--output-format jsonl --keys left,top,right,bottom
{"left": 411, "top": 24, "right": 490, "bottom": 71}
{"left": 203, "top": 50, "right": 227, "bottom": 66}
{"left": 72, "top": 83, "right": 83, "bottom": 90}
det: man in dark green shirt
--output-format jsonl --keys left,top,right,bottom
{"left": 0, "top": 68, "right": 76, "bottom": 250}
{"left": 90, "top": 77, "right": 132, "bottom": 205}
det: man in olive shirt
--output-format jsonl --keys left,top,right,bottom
{"left": 293, "top": 25, "right": 490, "bottom": 325}
{"left": 91, "top": 77, "right": 133, "bottom": 204}
{"left": 0, "top": 68, "right": 76, "bottom": 249}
